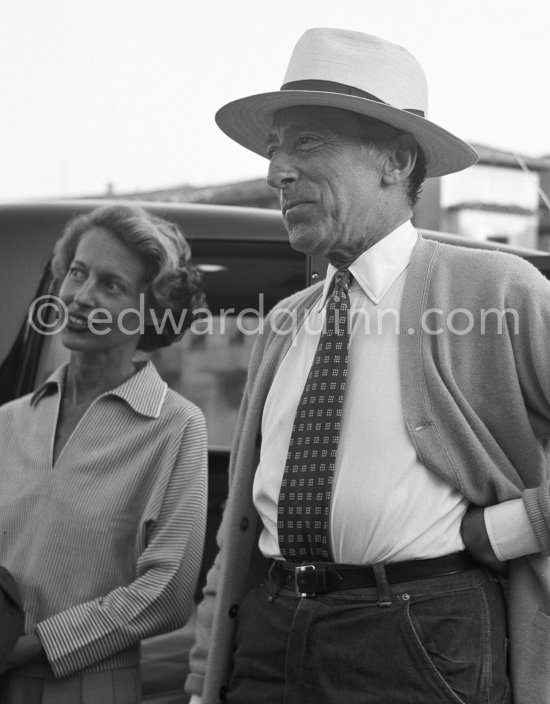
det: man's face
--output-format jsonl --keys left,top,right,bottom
{"left": 266, "top": 106, "right": 391, "bottom": 267}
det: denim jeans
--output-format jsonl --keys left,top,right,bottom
{"left": 226, "top": 565, "right": 511, "bottom": 704}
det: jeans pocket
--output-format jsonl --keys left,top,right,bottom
{"left": 403, "top": 583, "right": 500, "bottom": 704}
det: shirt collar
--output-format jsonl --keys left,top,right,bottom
{"left": 322, "top": 220, "right": 418, "bottom": 305}
{"left": 31, "top": 359, "right": 168, "bottom": 419}
{"left": 30, "top": 365, "right": 66, "bottom": 406}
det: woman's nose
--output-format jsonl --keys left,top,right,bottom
{"left": 72, "top": 278, "right": 96, "bottom": 307}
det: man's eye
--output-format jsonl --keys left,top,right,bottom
{"left": 297, "top": 134, "right": 319, "bottom": 148}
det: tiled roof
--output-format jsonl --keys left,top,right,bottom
{"left": 471, "top": 144, "right": 550, "bottom": 171}
{"left": 90, "top": 177, "right": 277, "bottom": 207}
{"left": 446, "top": 202, "right": 536, "bottom": 215}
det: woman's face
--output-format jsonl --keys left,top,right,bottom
{"left": 58, "top": 227, "right": 148, "bottom": 358}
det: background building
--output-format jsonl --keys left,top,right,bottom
{"left": 414, "top": 145, "right": 550, "bottom": 250}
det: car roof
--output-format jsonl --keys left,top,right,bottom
{"left": 0, "top": 199, "right": 289, "bottom": 242}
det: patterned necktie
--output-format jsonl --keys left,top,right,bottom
{"left": 278, "top": 269, "right": 352, "bottom": 562}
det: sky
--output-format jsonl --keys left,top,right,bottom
{"left": 1, "top": 0, "right": 549, "bottom": 202}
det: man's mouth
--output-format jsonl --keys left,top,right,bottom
{"left": 283, "top": 200, "right": 313, "bottom": 216}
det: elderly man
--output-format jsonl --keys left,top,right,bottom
{"left": 187, "top": 28, "right": 550, "bottom": 704}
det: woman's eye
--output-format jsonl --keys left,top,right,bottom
{"left": 68, "top": 267, "right": 85, "bottom": 281}
{"left": 104, "top": 280, "right": 124, "bottom": 293}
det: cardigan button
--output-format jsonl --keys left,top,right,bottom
{"left": 413, "top": 422, "right": 432, "bottom": 432}
{"left": 229, "top": 604, "right": 239, "bottom": 618}
{"left": 239, "top": 517, "right": 249, "bottom": 531}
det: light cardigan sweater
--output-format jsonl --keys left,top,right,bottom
{"left": 187, "top": 236, "right": 550, "bottom": 704}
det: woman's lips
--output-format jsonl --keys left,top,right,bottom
{"left": 67, "top": 313, "right": 89, "bottom": 329}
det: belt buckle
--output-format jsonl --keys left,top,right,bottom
{"left": 295, "top": 564, "right": 316, "bottom": 597}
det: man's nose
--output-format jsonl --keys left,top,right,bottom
{"left": 267, "top": 150, "right": 298, "bottom": 189}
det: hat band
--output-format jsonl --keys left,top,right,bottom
{"left": 281, "top": 80, "right": 425, "bottom": 118}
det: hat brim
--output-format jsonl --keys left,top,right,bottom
{"left": 216, "top": 90, "right": 478, "bottom": 178}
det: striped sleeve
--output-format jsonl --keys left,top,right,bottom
{"left": 36, "top": 407, "right": 208, "bottom": 678}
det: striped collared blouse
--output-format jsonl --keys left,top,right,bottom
{"left": 0, "top": 360, "right": 207, "bottom": 679}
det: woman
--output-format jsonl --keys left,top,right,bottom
{"left": 0, "top": 204, "right": 208, "bottom": 703}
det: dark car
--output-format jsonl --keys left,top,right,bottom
{"left": 1, "top": 200, "right": 549, "bottom": 702}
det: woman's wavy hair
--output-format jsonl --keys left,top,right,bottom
{"left": 51, "top": 204, "right": 206, "bottom": 351}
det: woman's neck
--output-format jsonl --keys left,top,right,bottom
{"left": 65, "top": 352, "right": 138, "bottom": 406}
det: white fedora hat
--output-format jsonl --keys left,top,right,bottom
{"left": 216, "top": 28, "right": 478, "bottom": 178}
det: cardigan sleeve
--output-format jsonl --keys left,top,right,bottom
{"left": 185, "top": 529, "right": 226, "bottom": 697}
{"left": 185, "top": 354, "right": 255, "bottom": 699}
{"left": 503, "top": 261, "right": 550, "bottom": 555}
{"left": 36, "top": 409, "right": 208, "bottom": 678}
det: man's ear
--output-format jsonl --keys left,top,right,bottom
{"left": 382, "top": 133, "right": 417, "bottom": 186}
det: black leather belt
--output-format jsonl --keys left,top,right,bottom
{"left": 270, "top": 552, "right": 477, "bottom": 597}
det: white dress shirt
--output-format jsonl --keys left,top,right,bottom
{"left": 253, "top": 221, "right": 468, "bottom": 564}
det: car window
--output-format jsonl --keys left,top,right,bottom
{"left": 0, "top": 225, "right": 59, "bottom": 366}
{"left": 151, "top": 316, "right": 258, "bottom": 450}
